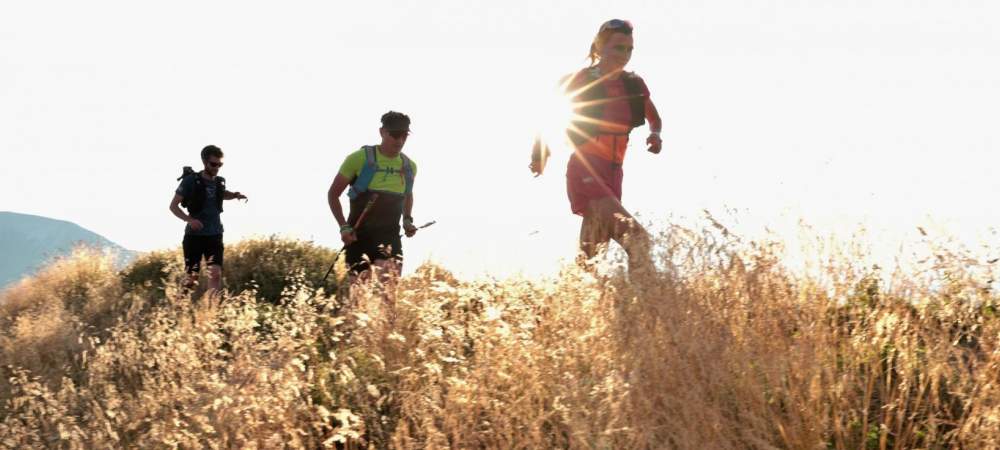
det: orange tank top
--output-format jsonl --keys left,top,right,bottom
{"left": 576, "top": 134, "right": 630, "bottom": 165}
{"left": 572, "top": 76, "right": 637, "bottom": 164}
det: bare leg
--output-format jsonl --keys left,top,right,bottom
{"left": 339, "top": 268, "right": 367, "bottom": 313}
{"left": 349, "top": 268, "right": 370, "bottom": 286}
{"left": 183, "top": 271, "right": 199, "bottom": 291}
{"left": 371, "top": 258, "right": 401, "bottom": 327}
{"left": 589, "top": 197, "right": 654, "bottom": 274}
{"left": 371, "top": 258, "right": 401, "bottom": 280}
{"left": 205, "top": 264, "right": 223, "bottom": 298}
{"left": 579, "top": 201, "right": 615, "bottom": 269}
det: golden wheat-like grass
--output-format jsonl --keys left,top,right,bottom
{"left": 1, "top": 223, "right": 998, "bottom": 449}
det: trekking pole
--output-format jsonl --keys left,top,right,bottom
{"left": 400, "top": 220, "right": 437, "bottom": 238}
{"left": 321, "top": 193, "right": 380, "bottom": 284}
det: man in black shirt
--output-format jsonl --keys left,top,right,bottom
{"left": 169, "top": 145, "right": 247, "bottom": 295}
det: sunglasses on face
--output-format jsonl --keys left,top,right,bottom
{"left": 388, "top": 130, "right": 410, "bottom": 139}
{"left": 600, "top": 19, "right": 633, "bottom": 34}
{"left": 207, "top": 161, "right": 223, "bottom": 168}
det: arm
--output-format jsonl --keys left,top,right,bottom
{"left": 645, "top": 96, "right": 662, "bottom": 134}
{"left": 169, "top": 194, "right": 203, "bottom": 230}
{"left": 330, "top": 151, "right": 367, "bottom": 245}
{"left": 644, "top": 95, "right": 664, "bottom": 154}
{"left": 404, "top": 193, "right": 414, "bottom": 220}
{"left": 328, "top": 174, "right": 357, "bottom": 246}
{"left": 530, "top": 74, "right": 575, "bottom": 176}
{"left": 530, "top": 135, "right": 550, "bottom": 176}
{"left": 327, "top": 174, "right": 351, "bottom": 227}
{"left": 403, "top": 193, "right": 417, "bottom": 237}
{"left": 223, "top": 190, "right": 247, "bottom": 201}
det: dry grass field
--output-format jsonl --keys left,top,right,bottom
{"left": 1, "top": 223, "right": 998, "bottom": 449}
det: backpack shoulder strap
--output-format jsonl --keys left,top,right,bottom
{"left": 621, "top": 72, "right": 644, "bottom": 94}
{"left": 621, "top": 72, "right": 647, "bottom": 128}
{"left": 400, "top": 153, "right": 414, "bottom": 195}
{"left": 349, "top": 145, "right": 379, "bottom": 199}
{"left": 181, "top": 172, "right": 206, "bottom": 211}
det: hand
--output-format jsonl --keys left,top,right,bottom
{"left": 234, "top": 191, "right": 248, "bottom": 202}
{"left": 529, "top": 160, "right": 545, "bottom": 177}
{"left": 404, "top": 222, "right": 418, "bottom": 237}
{"left": 188, "top": 219, "right": 204, "bottom": 231}
{"left": 646, "top": 133, "right": 662, "bottom": 154}
{"left": 340, "top": 230, "right": 357, "bottom": 246}
{"left": 530, "top": 138, "right": 549, "bottom": 177}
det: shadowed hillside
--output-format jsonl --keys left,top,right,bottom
{"left": 0, "top": 211, "right": 135, "bottom": 289}
{"left": 1, "top": 225, "right": 998, "bottom": 449}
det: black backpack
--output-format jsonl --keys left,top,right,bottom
{"left": 176, "top": 166, "right": 226, "bottom": 214}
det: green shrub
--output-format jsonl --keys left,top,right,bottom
{"left": 224, "top": 236, "right": 342, "bottom": 303}
{"left": 117, "top": 237, "right": 342, "bottom": 304}
{"left": 119, "top": 250, "right": 182, "bottom": 303}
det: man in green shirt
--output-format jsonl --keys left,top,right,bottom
{"left": 327, "top": 111, "right": 419, "bottom": 278}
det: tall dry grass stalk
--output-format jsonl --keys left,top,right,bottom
{"left": 1, "top": 225, "right": 998, "bottom": 449}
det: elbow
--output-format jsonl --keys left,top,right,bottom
{"left": 327, "top": 189, "right": 341, "bottom": 208}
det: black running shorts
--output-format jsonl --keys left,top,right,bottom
{"left": 345, "top": 227, "right": 402, "bottom": 274}
{"left": 182, "top": 234, "right": 224, "bottom": 274}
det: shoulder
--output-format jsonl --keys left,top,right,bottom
{"left": 343, "top": 147, "right": 369, "bottom": 163}
{"left": 179, "top": 173, "right": 198, "bottom": 187}
{"left": 623, "top": 71, "right": 650, "bottom": 94}
{"left": 401, "top": 153, "right": 416, "bottom": 168}
{"left": 564, "top": 68, "right": 594, "bottom": 87}
{"left": 622, "top": 71, "right": 645, "bottom": 83}
{"left": 176, "top": 174, "right": 194, "bottom": 195}
{"left": 339, "top": 147, "right": 368, "bottom": 175}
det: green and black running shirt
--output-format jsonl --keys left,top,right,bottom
{"left": 338, "top": 146, "right": 418, "bottom": 196}
{"left": 339, "top": 146, "right": 418, "bottom": 229}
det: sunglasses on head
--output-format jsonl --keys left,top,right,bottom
{"left": 600, "top": 19, "right": 633, "bottom": 34}
{"left": 388, "top": 129, "right": 410, "bottom": 139}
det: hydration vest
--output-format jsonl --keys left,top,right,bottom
{"left": 177, "top": 168, "right": 226, "bottom": 214}
{"left": 569, "top": 68, "right": 647, "bottom": 146}
{"left": 347, "top": 145, "right": 414, "bottom": 200}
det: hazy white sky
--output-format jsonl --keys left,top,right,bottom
{"left": 2, "top": 1, "right": 998, "bottom": 276}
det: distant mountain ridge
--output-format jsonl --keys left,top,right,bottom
{"left": 0, "top": 211, "right": 135, "bottom": 288}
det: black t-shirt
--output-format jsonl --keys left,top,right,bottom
{"left": 176, "top": 175, "right": 224, "bottom": 236}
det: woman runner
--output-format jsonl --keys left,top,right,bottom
{"left": 532, "top": 19, "right": 664, "bottom": 273}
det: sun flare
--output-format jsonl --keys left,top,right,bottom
{"left": 530, "top": 72, "right": 633, "bottom": 154}
{"left": 531, "top": 84, "right": 578, "bottom": 154}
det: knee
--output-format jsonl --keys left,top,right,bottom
{"left": 373, "top": 258, "right": 400, "bottom": 274}
{"left": 617, "top": 220, "right": 650, "bottom": 249}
